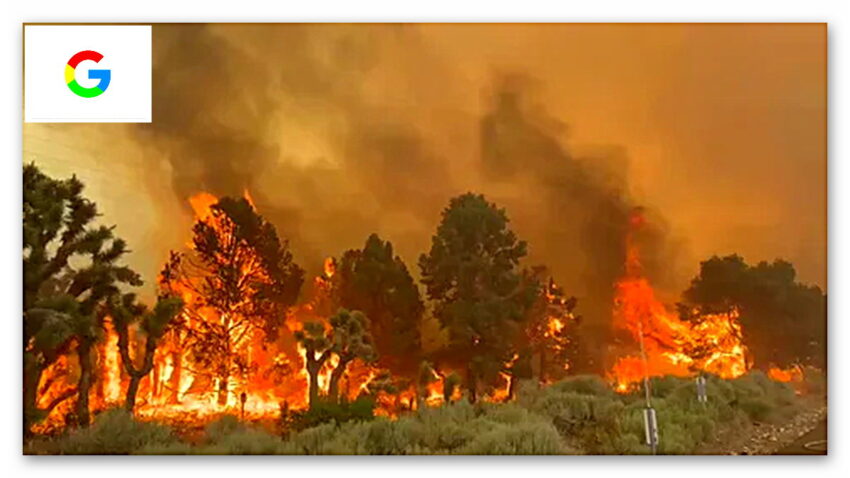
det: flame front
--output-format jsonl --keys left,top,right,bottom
{"left": 609, "top": 209, "right": 750, "bottom": 392}
{"left": 31, "top": 196, "right": 795, "bottom": 433}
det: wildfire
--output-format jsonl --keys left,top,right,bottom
{"left": 609, "top": 209, "right": 750, "bottom": 393}
{"left": 32, "top": 191, "right": 385, "bottom": 431}
{"left": 30, "top": 196, "right": 804, "bottom": 436}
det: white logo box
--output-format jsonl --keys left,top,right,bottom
{"left": 24, "top": 25, "right": 152, "bottom": 123}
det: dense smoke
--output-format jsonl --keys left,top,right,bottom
{"left": 478, "top": 76, "right": 679, "bottom": 369}
{"left": 134, "top": 25, "right": 693, "bottom": 370}
{"left": 138, "top": 24, "right": 459, "bottom": 272}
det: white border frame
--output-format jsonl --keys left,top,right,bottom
{"left": 3, "top": 1, "right": 845, "bottom": 477}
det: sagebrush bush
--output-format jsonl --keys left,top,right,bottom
{"left": 286, "top": 396, "right": 375, "bottom": 431}
{"left": 277, "top": 400, "right": 571, "bottom": 455}
{"left": 200, "top": 427, "right": 287, "bottom": 454}
{"left": 512, "top": 371, "right": 802, "bottom": 455}
{"left": 204, "top": 414, "right": 243, "bottom": 441}
{"left": 27, "top": 371, "right": 806, "bottom": 455}
{"left": 31, "top": 408, "right": 177, "bottom": 455}
{"left": 457, "top": 420, "right": 565, "bottom": 455}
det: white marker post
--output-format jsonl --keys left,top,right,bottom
{"left": 696, "top": 375, "right": 708, "bottom": 404}
{"left": 637, "top": 320, "right": 658, "bottom": 454}
{"left": 643, "top": 407, "right": 659, "bottom": 452}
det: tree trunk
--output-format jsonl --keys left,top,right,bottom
{"left": 75, "top": 340, "right": 93, "bottom": 427}
{"left": 307, "top": 361, "right": 320, "bottom": 409}
{"left": 328, "top": 356, "right": 351, "bottom": 403}
{"left": 467, "top": 364, "right": 477, "bottom": 404}
{"left": 125, "top": 376, "right": 141, "bottom": 412}
{"left": 508, "top": 373, "right": 518, "bottom": 401}
{"left": 217, "top": 375, "right": 229, "bottom": 406}
{"left": 117, "top": 325, "right": 158, "bottom": 413}
{"left": 169, "top": 350, "right": 182, "bottom": 404}
{"left": 442, "top": 380, "right": 453, "bottom": 404}
{"left": 23, "top": 355, "right": 44, "bottom": 438}
{"left": 539, "top": 350, "right": 546, "bottom": 385}
{"left": 151, "top": 356, "right": 160, "bottom": 401}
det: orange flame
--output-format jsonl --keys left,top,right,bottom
{"left": 609, "top": 209, "right": 750, "bottom": 392}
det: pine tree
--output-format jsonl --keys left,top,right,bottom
{"left": 335, "top": 234, "right": 424, "bottom": 375}
{"left": 163, "top": 196, "right": 304, "bottom": 405}
{"left": 418, "top": 193, "right": 537, "bottom": 402}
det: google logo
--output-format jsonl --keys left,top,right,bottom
{"left": 65, "top": 50, "right": 111, "bottom": 98}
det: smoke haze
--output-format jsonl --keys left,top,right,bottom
{"left": 24, "top": 24, "right": 827, "bottom": 365}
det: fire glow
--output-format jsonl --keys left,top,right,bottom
{"left": 608, "top": 209, "right": 750, "bottom": 393}
{"left": 32, "top": 197, "right": 792, "bottom": 433}
{"left": 33, "top": 192, "right": 439, "bottom": 431}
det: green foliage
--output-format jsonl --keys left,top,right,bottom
{"left": 146, "top": 296, "right": 185, "bottom": 337}
{"left": 23, "top": 163, "right": 142, "bottom": 313}
{"left": 204, "top": 414, "right": 243, "bottom": 439}
{"left": 23, "top": 164, "right": 143, "bottom": 434}
{"left": 146, "top": 415, "right": 287, "bottom": 455}
{"left": 328, "top": 309, "right": 376, "bottom": 363}
{"left": 419, "top": 193, "right": 539, "bottom": 394}
{"left": 27, "top": 409, "right": 177, "bottom": 455}
{"left": 201, "top": 428, "right": 288, "bottom": 455}
{"left": 281, "top": 400, "right": 570, "bottom": 455}
{"left": 335, "top": 234, "right": 425, "bottom": 374}
{"left": 457, "top": 419, "right": 565, "bottom": 455}
{"left": 548, "top": 374, "right": 614, "bottom": 397}
{"left": 286, "top": 396, "right": 376, "bottom": 431}
{"left": 515, "top": 373, "right": 801, "bottom": 455}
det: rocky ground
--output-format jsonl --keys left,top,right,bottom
{"left": 703, "top": 399, "right": 827, "bottom": 455}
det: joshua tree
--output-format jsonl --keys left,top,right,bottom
{"left": 295, "top": 308, "right": 376, "bottom": 408}
{"left": 443, "top": 372, "right": 462, "bottom": 403}
{"left": 326, "top": 310, "right": 376, "bottom": 402}
{"left": 415, "top": 361, "right": 439, "bottom": 410}
{"left": 295, "top": 321, "right": 333, "bottom": 408}
{"left": 106, "top": 292, "right": 184, "bottom": 412}
{"left": 23, "top": 164, "right": 142, "bottom": 434}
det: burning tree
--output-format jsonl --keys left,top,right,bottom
{"left": 419, "top": 193, "right": 537, "bottom": 402}
{"left": 106, "top": 292, "right": 184, "bottom": 411}
{"left": 23, "top": 164, "right": 142, "bottom": 433}
{"left": 295, "top": 308, "right": 376, "bottom": 408}
{"left": 326, "top": 310, "right": 377, "bottom": 401}
{"left": 523, "top": 273, "right": 581, "bottom": 384}
{"left": 683, "top": 254, "right": 826, "bottom": 369}
{"left": 162, "top": 194, "right": 305, "bottom": 406}
{"left": 334, "top": 234, "right": 425, "bottom": 376}
{"left": 609, "top": 208, "right": 750, "bottom": 392}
